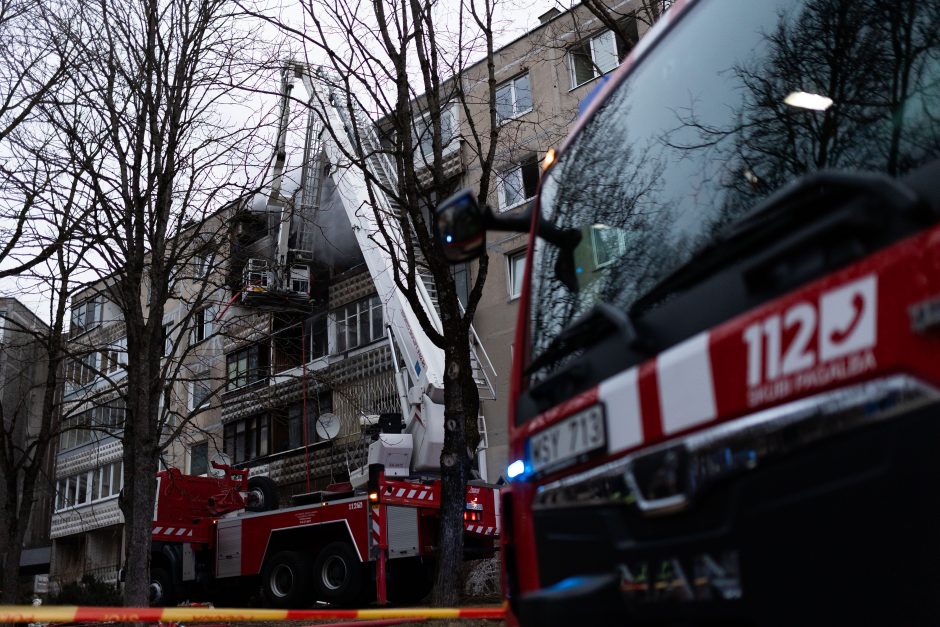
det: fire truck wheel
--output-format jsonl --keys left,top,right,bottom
{"left": 312, "top": 542, "right": 363, "bottom": 605}
{"left": 149, "top": 567, "right": 175, "bottom": 607}
{"left": 261, "top": 550, "right": 310, "bottom": 608}
{"left": 247, "top": 476, "right": 280, "bottom": 512}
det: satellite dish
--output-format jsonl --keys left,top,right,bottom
{"left": 316, "top": 412, "right": 341, "bottom": 440}
{"left": 209, "top": 452, "right": 231, "bottom": 477}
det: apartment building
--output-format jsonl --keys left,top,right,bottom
{"left": 49, "top": 216, "right": 232, "bottom": 588}
{"left": 0, "top": 298, "right": 54, "bottom": 589}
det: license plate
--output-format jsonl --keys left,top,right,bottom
{"left": 529, "top": 404, "right": 606, "bottom": 474}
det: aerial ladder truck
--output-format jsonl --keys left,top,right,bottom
{"left": 146, "top": 63, "right": 499, "bottom": 608}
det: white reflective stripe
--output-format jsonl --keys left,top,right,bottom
{"left": 493, "top": 488, "right": 501, "bottom": 534}
{"left": 176, "top": 528, "right": 186, "bottom": 536}
{"left": 153, "top": 527, "right": 163, "bottom": 534}
{"left": 598, "top": 366, "right": 643, "bottom": 452}
{"left": 396, "top": 488, "right": 406, "bottom": 497}
{"left": 657, "top": 332, "right": 716, "bottom": 435}
{"left": 164, "top": 527, "right": 175, "bottom": 535}
{"left": 187, "top": 530, "right": 193, "bottom": 537}
{"left": 407, "top": 489, "right": 417, "bottom": 498}
{"left": 486, "top": 528, "right": 494, "bottom": 535}
{"left": 418, "top": 491, "right": 428, "bottom": 500}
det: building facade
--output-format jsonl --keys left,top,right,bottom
{"left": 0, "top": 298, "right": 54, "bottom": 592}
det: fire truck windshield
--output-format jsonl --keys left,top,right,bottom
{"left": 528, "top": 0, "right": 940, "bottom": 391}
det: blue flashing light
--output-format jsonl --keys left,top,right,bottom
{"left": 507, "top": 459, "right": 526, "bottom": 479}
{"left": 551, "top": 576, "right": 588, "bottom": 591}
{"left": 445, "top": 234, "right": 453, "bottom": 243}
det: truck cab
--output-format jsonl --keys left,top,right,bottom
{"left": 437, "top": 0, "right": 940, "bottom": 624}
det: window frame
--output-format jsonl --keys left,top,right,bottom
{"left": 496, "top": 73, "right": 533, "bottom": 124}
{"left": 192, "top": 306, "right": 214, "bottom": 344}
{"left": 568, "top": 28, "right": 631, "bottom": 89}
{"left": 333, "top": 295, "right": 384, "bottom": 354}
{"left": 225, "top": 344, "right": 267, "bottom": 391}
{"left": 412, "top": 104, "right": 458, "bottom": 161}
{"left": 497, "top": 156, "right": 541, "bottom": 211}
{"left": 189, "top": 370, "right": 212, "bottom": 410}
{"left": 507, "top": 249, "right": 527, "bottom": 300}
{"left": 189, "top": 441, "right": 209, "bottom": 476}
{"left": 54, "top": 462, "right": 123, "bottom": 512}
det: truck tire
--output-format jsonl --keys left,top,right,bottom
{"left": 149, "top": 566, "right": 175, "bottom": 607}
{"left": 312, "top": 542, "right": 363, "bottom": 605}
{"left": 261, "top": 550, "right": 310, "bottom": 608}
{"left": 247, "top": 475, "right": 279, "bottom": 512}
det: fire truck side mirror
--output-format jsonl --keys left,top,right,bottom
{"left": 435, "top": 189, "right": 487, "bottom": 264}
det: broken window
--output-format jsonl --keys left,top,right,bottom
{"left": 569, "top": 22, "right": 637, "bottom": 88}
{"left": 498, "top": 155, "right": 540, "bottom": 210}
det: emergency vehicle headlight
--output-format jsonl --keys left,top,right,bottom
{"left": 507, "top": 459, "right": 526, "bottom": 479}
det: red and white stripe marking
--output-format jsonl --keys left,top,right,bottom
{"left": 464, "top": 524, "right": 496, "bottom": 536}
{"left": 152, "top": 526, "right": 194, "bottom": 537}
{"left": 371, "top": 504, "right": 382, "bottom": 545}
{"left": 391, "top": 487, "right": 434, "bottom": 502}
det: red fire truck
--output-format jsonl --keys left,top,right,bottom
{"left": 435, "top": 0, "right": 940, "bottom": 624}
{"left": 148, "top": 462, "right": 498, "bottom": 607}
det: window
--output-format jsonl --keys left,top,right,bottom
{"left": 305, "top": 313, "right": 329, "bottom": 360}
{"left": 568, "top": 26, "right": 635, "bottom": 88}
{"left": 498, "top": 156, "right": 540, "bottom": 210}
{"left": 452, "top": 264, "right": 470, "bottom": 308}
{"left": 163, "top": 323, "right": 173, "bottom": 357}
{"left": 226, "top": 344, "right": 268, "bottom": 391}
{"left": 189, "top": 442, "right": 208, "bottom": 476}
{"left": 496, "top": 73, "right": 533, "bottom": 123}
{"left": 223, "top": 415, "right": 270, "bottom": 464}
{"left": 334, "top": 296, "right": 384, "bottom": 353}
{"left": 290, "top": 265, "right": 310, "bottom": 295}
{"left": 412, "top": 104, "right": 457, "bottom": 160}
{"left": 65, "top": 352, "right": 98, "bottom": 390}
{"left": 100, "top": 337, "right": 126, "bottom": 375}
{"left": 70, "top": 296, "right": 103, "bottom": 336}
{"left": 54, "top": 462, "right": 122, "bottom": 511}
{"left": 190, "top": 371, "right": 211, "bottom": 410}
{"left": 193, "top": 253, "right": 213, "bottom": 277}
{"left": 591, "top": 224, "right": 627, "bottom": 269}
{"left": 508, "top": 250, "right": 527, "bottom": 300}
{"left": 192, "top": 307, "right": 214, "bottom": 344}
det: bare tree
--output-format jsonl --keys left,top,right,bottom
{"left": 0, "top": 205, "right": 92, "bottom": 604}
{"left": 0, "top": 0, "right": 82, "bottom": 280}
{"left": 240, "top": 0, "right": 506, "bottom": 605}
{"left": 43, "top": 0, "right": 270, "bottom": 606}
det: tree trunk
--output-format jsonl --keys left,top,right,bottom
{"left": 120, "top": 326, "right": 162, "bottom": 608}
{"left": 431, "top": 319, "right": 478, "bottom": 606}
{"left": 0, "top": 493, "right": 27, "bottom": 604}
